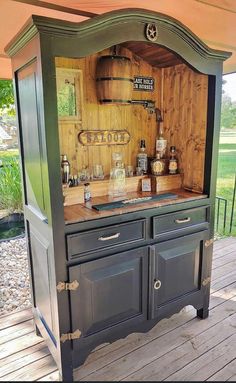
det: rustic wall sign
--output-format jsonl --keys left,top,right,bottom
{"left": 78, "top": 130, "right": 130, "bottom": 146}
{"left": 133, "top": 76, "right": 155, "bottom": 91}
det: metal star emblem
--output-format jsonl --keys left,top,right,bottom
{"left": 145, "top": 23, "right": 158, "bottom": 42}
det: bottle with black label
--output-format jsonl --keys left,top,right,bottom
{"left": 137, "top": 139, "right": 148, "bottom": 174}
{"left": 169, "top": 146, "right": 178, "bottom": 174}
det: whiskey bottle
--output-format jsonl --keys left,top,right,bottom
{"left": 151, "top": 153, "right": 166, "bottom": 176}
{"left": 137, "top": 139, "right": 148, "bottom": 174}
{"left": 169, "top": 146, "right": 178, "bottom": 174}
{"left": 156, "top": 124, "right": 167, "bottom": 159}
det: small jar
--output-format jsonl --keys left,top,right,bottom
{"left": 84, "top": 183, "right": 91, "bottom": 202}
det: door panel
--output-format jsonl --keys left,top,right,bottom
{"left": 149, "top": 231, "right": 207, "bottom": 318}
{"left": 70, "top": 247, "right": 148, "bottom": 337}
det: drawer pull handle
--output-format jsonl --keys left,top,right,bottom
{"left": 98, "top": 233, "right": 121, "bottom": 241}
{"left": 154, "top": 280, "right": 162, "bottom": 290}
{"left": 175, "top": 217, "right": 191, "bottom": 224}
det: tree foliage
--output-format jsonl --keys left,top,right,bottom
{"left": 0, "top": 80, "right": 15, "bottom": 110}
{"left": 221, "top": 94, "right": 236, "bottom": 129}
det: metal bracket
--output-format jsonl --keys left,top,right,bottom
{"left": 60, "top": 329, "right": 81, "bottom": 343}
{"left": 202, "top": 277, "right": 211, "bottom": 287}
{"left": 56, "top": 280, "right": 79, "bottom": 293}
{"left": 205, "top": 239, "right": 214, "bottom": 248}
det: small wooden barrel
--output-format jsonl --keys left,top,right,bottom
{"left": 96, "top": 55, "right": 133, "bottom": 104}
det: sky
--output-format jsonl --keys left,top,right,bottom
{"left": 223, "top": 73, "right": 236, "bottom": 101}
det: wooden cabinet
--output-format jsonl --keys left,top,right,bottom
{"left": 7, "top": 8, "right": 230, "bottom": 381}
{"left": 149, "top": 231, "right": 208, "bottom": 320}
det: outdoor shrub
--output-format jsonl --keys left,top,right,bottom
{"left": 0, "top": 157, "right": 23, "bottom": 213}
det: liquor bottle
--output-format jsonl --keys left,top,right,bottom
{"left": 61, "top": 154, "right": 70, "bottom": 184}
{"left": 151, "top": 153, "right": 166, "bottom": 176}
{"left": 137, "top": 139, "right": 148, "bottom": 174}
{"left": 156, "top": 124, "right": 167, "bottom": 159}
{"left": 169, "top": 146, "right": 178, "bottom": 174}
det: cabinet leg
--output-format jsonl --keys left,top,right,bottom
{"left": 35, "top": 324, "right": 42, "bottom": 337}
{"left": 197, "top": 307, "right": 209, "bottom": 319}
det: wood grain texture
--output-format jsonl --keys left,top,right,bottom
{"left": 56, "top": 46, "right": 161, "bottom": 179}
{"left": 64, "top": 189, "right": 207, "bottom": 224}
{"left": 63, "top": 174, "right": 183, "bottom": 206}
{"left": 162, "top": 64, "right": 208, "bottom": 192}
{"left": 56, "top": 49, "right": 208, "bottom": 194}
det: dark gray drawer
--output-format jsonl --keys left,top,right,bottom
{"left": 153, "top": 207, "right": 208, "bottom": 239}
{"left": 67, "top": 219, "right": 146, "bottom": 258}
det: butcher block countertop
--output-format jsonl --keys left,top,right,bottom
{"left": 64, "top": 189, "right": 208, "bottom": 224}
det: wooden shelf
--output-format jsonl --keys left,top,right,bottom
{"left": 63, "top": 173, "right": 183, "bottom": 206}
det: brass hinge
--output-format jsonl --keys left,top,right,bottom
{"left": 60, "top": 329, "right": 81, "bottom": 343}
{"left": 202, "top": 277, "right": 211, "bottom": 287}
{"left": 205, "top": 239, "right": 214, "bottom": 248}
{"left": 56, "top": 280, "right": 79, "bottom": 293}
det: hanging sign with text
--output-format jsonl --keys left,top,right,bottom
{"left": 133, "top": 76, "right": 155, "bottom": 91}
{"left": 78, "top": 130, "right": 130, "bottom": 146}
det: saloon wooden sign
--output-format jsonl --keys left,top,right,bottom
{"left": 78, "top": 130, "right": 130, "bottom": 146}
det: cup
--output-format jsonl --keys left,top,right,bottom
{"left": 92, "top": 164, "right": 104, "bottom": 180}
{"left": 126, "top": 165, "right": 134, "bottom": 177}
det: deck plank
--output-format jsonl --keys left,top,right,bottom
{"left": 0, "top": 309, "right": 32, "bottom": 331}
{"left": 165, "top": 333, "right": 236, "bottom": 381}
{"left": 122, "top": 313, "right": 236, "bottom": 381}
{"left": 0, "top": 331, "right": 43, "bottom": 360}
{"left": 0, "top": 237, "right": 236, "bottom": 381}
{"left": 0, "top": 355, "right": 57, "bottom": 382}
{"left": 0, "top": 344, "right": 49, "bottom": 379}
{"left": 0, "top": 320, "right": 34, "bottom": 345}
{"left": 207, "top": 358, "right": 236, "bottom": 381}
{"left": 75, "top": 297, "right": 236, "bottom": 381}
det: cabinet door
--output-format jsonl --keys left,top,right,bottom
{"left": 149, "top": 231, "right": 207, "bottom": 319}
{"left": 69, "top": 247, "right": 148, "bottom": 338}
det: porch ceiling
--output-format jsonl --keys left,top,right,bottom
{"left": 1, "top": 0, "right": 236, "bottom": 79}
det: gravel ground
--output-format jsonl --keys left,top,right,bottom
{"left": 0, "top": 236, "right": 31, "bottom": 316}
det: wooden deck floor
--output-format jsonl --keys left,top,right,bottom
{"left": 1, "top": 237, "right": 236, "bottom": 381}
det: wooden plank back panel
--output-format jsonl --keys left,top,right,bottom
{"left": 56, "top": 46, "right": 161, "bottom": 179}
{"left": 162, "top": 64, "right": 208, "bottom": 192}
{"left": 56, "top": 49, "right": 207, "bottom": 193}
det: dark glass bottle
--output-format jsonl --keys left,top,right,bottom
{"left": 169, "top": 146, "right": 178, "bottom": 174}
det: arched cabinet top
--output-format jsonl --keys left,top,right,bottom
{"left": 6, "top": 8, "right": 231, "bottom": 75}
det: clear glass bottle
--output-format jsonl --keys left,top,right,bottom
{"left": 137, "top": 139, "right": 148, "bottom": 174}
{"left": 61, "top": 154, "right": 70, "bottom": 184}
{"left": 169, "top": 146, "right": 178, "bottom": 174}
{"left": 109, "top": 152, "right": 126, "bottom": 197}
{"left": 151, "top": 152, "right": 166, "bottom": 176}
{"left": 156, "top": 125, "right": 167, "bottom": 159}
{"left": 84, "top": 183, "right": 91, "bottom": 202}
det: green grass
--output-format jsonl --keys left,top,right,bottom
{"left": 0, "top": 150, "right": 22, "bottom": 214}
{"left": 0, "top": 149, "right": 19, "bottom": 160}
{"left": 215, "top": 130, "right": 236, "bottom": 237}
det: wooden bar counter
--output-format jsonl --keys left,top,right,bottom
{"left": 64, "top": 189, "right": 207, "bottom": 224}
